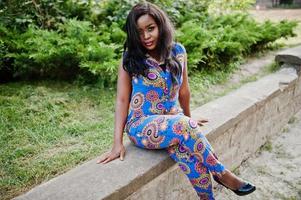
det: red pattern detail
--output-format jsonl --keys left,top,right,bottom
{"left": 206, "top": 153, "right": 218, "bottom": 166}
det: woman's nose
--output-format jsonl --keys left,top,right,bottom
{"left": 143, "top": 31, "right": 150, "bottom": 40}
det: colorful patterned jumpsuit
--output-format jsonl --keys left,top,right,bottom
{"left": 125, "top": 43, "right": 226, "bottom": 200}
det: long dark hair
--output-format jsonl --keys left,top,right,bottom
{"left": 123, "top": 2, "right": 182, "bottom": 85}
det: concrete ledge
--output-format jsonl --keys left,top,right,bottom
{"left": 14, "top": 143, "right": 174, "bottom": 200}
{"left": 193, "top": 67, "right": 299, "bottom": 168}
{"left": 15, "top": 46, "right": 301, "bottom": 200}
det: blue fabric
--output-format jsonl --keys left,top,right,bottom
{"left": 125, "top": 43, "right": 225, "bottom": 200}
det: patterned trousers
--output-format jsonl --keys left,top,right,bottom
{"left": 127, "top": 113, "right": 226, "bottom": 200}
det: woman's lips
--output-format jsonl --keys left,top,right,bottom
{"left": 144, "top": 41, "right": 153, "bottom": 47}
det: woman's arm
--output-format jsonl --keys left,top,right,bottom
{"left": 179, "top": 52, "right": 191, "bottom": 117}
{"left": 97, "top": 59, "right": 132, "bottom": 164}
{"left": 113, "top": 60, "right": 132, "bottom": 146}
{"left": 178, "top": 52, "right": 209, "bottom": 125}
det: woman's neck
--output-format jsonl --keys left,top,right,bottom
{"left": 147, "top": 51, "right": 162, "bottom": 63}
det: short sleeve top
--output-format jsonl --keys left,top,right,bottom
{"left": 125, "top": 43, "right": 186, "bottom": 130}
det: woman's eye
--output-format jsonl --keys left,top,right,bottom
{"left": 148, "top": 27, "right": 154, "bottom": 32}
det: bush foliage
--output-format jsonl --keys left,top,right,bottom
{"left": 0, "top": 0, "right": 297, "bottom": 85}
{"left": 177, "top": 13, "right": 297, "bottom": 71}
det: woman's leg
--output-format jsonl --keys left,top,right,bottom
{"left": 167, "top": 143, "right": 215, "bottom": 200}
{"left": 165, "top": 115, "right": 226, "bottom": 200}
{"left": 127, "top": 114, "right": 226, "bottom": 200}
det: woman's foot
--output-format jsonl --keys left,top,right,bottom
{"left": 214, "top": 170, "right": 256, "bottom": 196}
{"left": 216, "top": 169, "right": 244, "bottom": 190}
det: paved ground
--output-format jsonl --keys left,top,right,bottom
{"left": 215, "top": 110, "right": 301, "bottom": 200}
{"left": 249, "top": 9, "right": 301, "bottom": 22}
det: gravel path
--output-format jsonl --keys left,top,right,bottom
{"left": 215, "top": 110, "right": 301, "bottom": 200}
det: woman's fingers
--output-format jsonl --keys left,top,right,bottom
{"left": 97, "top": 151, "right": 123, "bottom": 164}
{"left": 98, "top": 154, "right": 115, "bottom": 164}
{"left": 97, "top": 145, "right": 126, "bottom": 164}
{"left": 102, "top": 155, "right": 114, "bottom": 164}
{"left": 97, "top": 152, "right": 114, "bottom": 164}
{"left": 96, "top": 152, "right": 109, "bottom": 164}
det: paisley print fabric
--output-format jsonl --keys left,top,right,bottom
{"left": 125, "top": 43, "right": 225, "bottom": 200}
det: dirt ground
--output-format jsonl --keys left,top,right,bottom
{"left": 215, "top": 110, "right": 301, "bottom": 200}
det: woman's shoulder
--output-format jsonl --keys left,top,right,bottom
{"left": 172, "top": 42, "right": 186, "bottom": 56}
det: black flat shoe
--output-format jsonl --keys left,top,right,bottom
{"left": 213, "top": 176, "right": 256, "bottom": 196}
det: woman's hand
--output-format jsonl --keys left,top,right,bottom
{"left": 97, "top": 143, "right": 126, "bottom": 164}
{"left": 197, "top": 118, "right": 209, "bottom": 126}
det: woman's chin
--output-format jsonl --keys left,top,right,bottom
{"left": 144, "top": 45, "right": 157, "bottom": 51}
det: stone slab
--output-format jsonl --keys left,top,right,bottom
{"left": 14, "top": 141, "right": 174, "bottom": 200}
{"left": 275, "top": 45, "right": 301, "bottom": 65}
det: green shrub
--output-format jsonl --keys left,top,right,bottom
{"left": 252, "top": 20, "right": 297, "bottom": 50}
{"left": 150, "top": 0, "right": 210, "bottom": 27}
{"left": 0, "top": 0, "right": 91, "bottom": 31}
{"left": 0, "top": 34, "right": 8, "bottom": 70}
{"left": 90, "top": 0, "right": 139, "bottom": 28}
{"left": 0, "top": 1, "right": 297, "bottom": 85}
{"left": 177, "top": 13, "right": 297, "bottom": 72}
{"left": 90, "top": 0, "right": 210, "bottom": 29}
{"left": 3, "top": 20, "right": 121, "bottom": 85}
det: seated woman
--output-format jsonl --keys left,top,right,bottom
{"left": 97, "top": 2, "right": 256, "bottom": 200}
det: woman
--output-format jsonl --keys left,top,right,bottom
{"left": 97, "top": 2, "right": 255, "bottom": 199}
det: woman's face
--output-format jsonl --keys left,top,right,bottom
{"left": 137, "top": 14, "right": 159, "bottom": 52}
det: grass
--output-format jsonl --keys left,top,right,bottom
{"left": 282, "top": 126, "right": 290, "bottom": 133}
{"left": 0, "top": 81, "right": 125, "bottom": 200}
{"left": 189, "top": 62, "right": 241, "bottom": 109}
{"left": 260, "top": 140, "right": 273, "bottom": 152}
{"left": 266, "top": 61, "right": 281, "bottom": 73}
{"left": 288, "top": 116, "right": 297, "bottom": 124}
